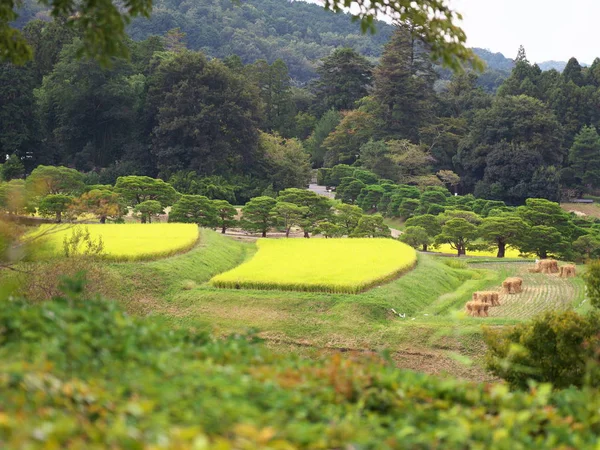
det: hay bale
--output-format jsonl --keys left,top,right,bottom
{"left": 538, "top": 259, "right": 559, "bottom": 274}
{"left": 559, "top": 264, "right": 576, "bottom": 278}
{"left": 465, "top": 301, "right": 489, "bottom": 317}
{"left": 502, "top": 277, "right": 523, "bottom": 294}
{"left": 472, "top": 291, "right": 500, "bottom": 307}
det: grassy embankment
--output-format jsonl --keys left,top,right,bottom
{"left": 93, "top": 229, "right": 583, "bottom": 380}
{"left": 8, "top": 228, "right": 584, "bottom": 380}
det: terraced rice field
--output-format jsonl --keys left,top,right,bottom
{"left": 471, "top": 262, "right": 585, "bottom": 320}
{"left": 211, "top": 238, "right": 417, "bottom": 294}
{"left": 30, "top": 223, "right": 199, "bottom": 261}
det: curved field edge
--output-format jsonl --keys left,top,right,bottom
{"left": 106, "top": 229, "right": 256, "bottom": 303}
{"left": 210, "top": 238, "right": 417, "bottom": 294}
{"left": 27, "top": 223, "right": 201, "bottom": 262}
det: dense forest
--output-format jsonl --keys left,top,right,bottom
{"left": 3, "top": 0, "right": 600, "bottom": 206}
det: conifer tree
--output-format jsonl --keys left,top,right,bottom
{"left": 373, "top": 26, "right": 436, "bottom": 142}
{"left": 569, "top": 125, "right": 600, "bottom": 188}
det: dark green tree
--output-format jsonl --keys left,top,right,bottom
{"left": 334, "top": 203, "right": 363, "bottom": 235}
{"left": 114, "top": 176, "right": 179, "bottom": 208}
{"left": 400, "top": 226, "right": 432, "bottom": 251}
{"left": 38, "top": 194, "right": 73, "bottom": 223}
{"left": 479, "top": 214, "right": 527, "bottom": 258}
{"left": 277, "top": 188, "right": 332, "bottom": 237}
{"left": 404, "top": 214, "right": 441, "bottom": 239}
{"left": 134, "top": 200, "right": 164, "bottom": 224}
{"left": 272, "top": 202, "right": 307, "bottom": 238}
{"left": 146, "top": 51, "right": 262, "bottom": 177}
{"left": 0, "top": 154, "right": 25, "bottom": 181}
{"left": 372, "top": 26, "right": 436, "bottom": 142}
{"left": 434, "top": 217, "right": 478, "bottom": 256}
{"left": 517, "top": 225, "right": 564, "bottom": 259}
{"left": 213, "top": 200, "right": 237, "bottom": 234}
{"left": 568, "top": 125, "right": 600, "bottom": 188}
{"left": 562, "top": 57, "right": 585, "bottom": 87}
{"left": 349, "top": 214, "right": 390, "bottom": 237}
{"left": 312, "top": 48, "right": 373, "bottom": 113}
{"left": 305, "top": 109, "right": 341, "bottom": 168}
{"left": 169, "top": 195, "right": 217, "bottom": 227}
{"left": 0, "top": 63, "right": 37, "bottom": 162}
{"left": 241, "top": 196, "right": 277, "bottom": 237}
{"left": 457, "top": 95, "right": 564, "bottom": 192}
{"left": 35, "top": 42, "right": 140, "bottom": 169}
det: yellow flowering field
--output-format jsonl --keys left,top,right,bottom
{"left": 31, "top": 223, "right": 199, "bottom": 261}
{"left": 433, "top": 244, "right": 527, "bottom": 258}
{"left": 211, "top": 238, "right": 417, "bottom": 294}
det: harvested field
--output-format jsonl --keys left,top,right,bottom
{"left": 470, "top": 262, "right": 585, "bottom": 320}
{"left": 560, "top": 202, "right": 600, "bottom": 219}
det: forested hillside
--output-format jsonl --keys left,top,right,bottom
{"left": 4, "top": 4, "right": 600, "bottom": 206}
{"left": 126, "top": 0, "right": 395, "bottom": 83}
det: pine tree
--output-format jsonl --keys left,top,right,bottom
{"left": 515, "top": 45, "right": 528, "bottom": 63}
{"left": 312, "top": 48, "right": 373, "bottom": 113}
{"left": 569, "top": 125, "right": 600, "bottom": 188}
{"left": 563, "top": 57, "right": 585, "bottom": 87}
{"left": 372, "top": 26, "right": 436, "bottom": 142}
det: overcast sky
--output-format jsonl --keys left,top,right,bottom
{"left": 449, "top": 0, "right": 596, "bottom": 64}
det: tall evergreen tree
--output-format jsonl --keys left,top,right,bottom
{"left": 312, "top": 48, "right": 373, "bottom": 113}
{"left": 247, "top": 59, "right": 294, "bottom": 134}
{"left": 146, "top": 51, "right": 262, "bottom": 177}
{"left": 568, "top": 125, "right": 600, "bottom": 188}
{"left": 563, "top": 57, "right": 585, "bottom": 87}
{"left": 515, "top": 45, "right": 527, "bottom": 62}
{"left": 0, "top": 63, "right": 37, "bottom": 163}
{"left": 304, "top": 109, "right": 341, "bottom": 167}
{"left": 372, "top": 26, "right": 436, "bottom": 142}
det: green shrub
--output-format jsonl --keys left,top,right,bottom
{"left": 2, "top": 283, "right": 600, "bottom": 447}
{"left": 483, "top": 311, "right": 600, "bottom": 389}
{"left": 584, "top": 259, "right": 600, "bottom": 309}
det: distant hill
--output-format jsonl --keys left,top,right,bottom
{"left": 473, "top": 48, "right": 514, "bottom": 72}
{"left": 126, "top": 0, "right": 394, "bottom": 83}
{"left": 538, "top": 60, "right": 568, "bottom": 72}
{"left": 14, "top": 0, "right": 582, "bottom": 84}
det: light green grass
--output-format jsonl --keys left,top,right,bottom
{"left": 211, "top": 238, "right": 417, "bottom": 294}
{"left": 383, "top": 217, "right": 405, "bottom": 230}
{"left": 29, "top": 223, "right": 199, "bottom": 261}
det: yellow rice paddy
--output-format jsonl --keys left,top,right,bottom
{"left": 30, "top": 223, "right": 199, "bottom": 261}
{"left": 211, "top": 238, "right": 417, "bottom": 294}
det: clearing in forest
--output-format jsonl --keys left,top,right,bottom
{"left": 560, "top": 202, "right": 600, "bottom": 219}
{"left": 31, "top": 223, "right": 199, "bottom": 261}
{"left": 211, "top": 238, "right": 417, "bottom": 294}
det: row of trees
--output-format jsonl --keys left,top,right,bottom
{"left": 0, "top": 166, "right": 390, "bottom": 239}
{"left": 399, "top": 198, "right": 600, "bottom": 260}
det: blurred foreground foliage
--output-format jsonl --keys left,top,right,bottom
{"left": 1, "top": 277, "right": 600, "bottom": 448}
